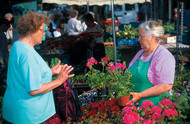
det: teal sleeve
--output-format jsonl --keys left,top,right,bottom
{"left": 18, "top": 53, "right": 42, "bottom": 92}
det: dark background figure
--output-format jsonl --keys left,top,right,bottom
{"left": 0, "top": 18, "right": 10, "bottom": 97}
{"left": 82, "top": 13, "right": 106, "bottom": 62}
{"left": 0, "top": 18, "right": 10, "bottom": 67}
{"left": 48, "top": 13, "right": 60, "bottom": 38}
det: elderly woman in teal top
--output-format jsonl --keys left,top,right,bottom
{"left": 3, "top": 11, "right": 74, "bottom": 124}
{"left": 127, "top": 21, "right": 175, "bottom": 106}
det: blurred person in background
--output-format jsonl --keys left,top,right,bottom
{"left": 67, "top": 10, "right": 82, "bottom": 36}
{"left": 82, "top": 13, "right": 105, "bottom": 62}
{"left": 0, "top": 18, "right": 10, "bottom": 67}
{"left": 48, "top": 13, "right": 61, "bottom": 37}
{"left": 4, "top": 13, "right": 13, "bottom": 45}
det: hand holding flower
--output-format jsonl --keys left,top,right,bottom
{"left": 126, "top": 92, "right": 143, "bottom": 105}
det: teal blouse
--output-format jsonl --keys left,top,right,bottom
{"left": 3, "top": 41, "right": 55, "bottom": 124}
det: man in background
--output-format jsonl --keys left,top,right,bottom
{"left": 4, "top": 13, "right": 13, "bottom": 45}
{"left": 67, "top": 10, "right": 81, "bottom": 36}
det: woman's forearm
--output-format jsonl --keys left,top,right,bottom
{"left": 28, "top": 79, "right": 63, "bottom": 96}
{"left": 140, "top": 84, "right": 173, "bottom": 98}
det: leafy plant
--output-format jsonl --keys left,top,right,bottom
{"left": 105, "top": 47, "right": 121, "bottom": 61}
{"left": 85, "top": 57, "right": 108, "bottom": 89}
{"left": 68, "top": 74, "right": 86, "bottom": 84}
{"left": 163, "top": 22, "right": 175, "bottom": 33}
{"left": 173, "top": 61, "right": 190, "bottom": 93}
{"left": 116, "top": 24, "right": 139, "bottom": 39}
{"left": 85, "top": 57, "right": 134, "bottom": 99}
{"left": 107, "top": 68, "right": 134, "bottom": 99}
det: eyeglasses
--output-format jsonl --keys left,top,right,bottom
{"left": 38, "top": 29, "right": 45, "bottom": 33}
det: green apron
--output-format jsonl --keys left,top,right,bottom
{"left": 128, "top": 51, "right": 169, "bottom": 106}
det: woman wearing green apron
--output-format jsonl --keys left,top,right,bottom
{"left": 127, "top": 21, "right": 175, "bottom": 106}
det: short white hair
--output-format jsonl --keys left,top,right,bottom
{"left": 139, "top": 21, "right": 164, "bottom": 43}
{"left": 5, "top": 13, "right": 12, "bottom": 18}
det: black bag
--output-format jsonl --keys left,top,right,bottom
{"left": 56, "top": 81, "right": 83, "bottom": 122}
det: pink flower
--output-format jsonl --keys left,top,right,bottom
{"left": 140, "top": 100, "right": 154, "bottom": 109}
{"left": 122, "top": 106, "right": 132, "bottom": 113}
{"left": 122, "top": 114, "right": 135, "bottom": 124}
{"left": 150, "top": 106, "right": 162, "bottom": 114}
{"left": 162, "top": 98, "right": 172, "bottom": 106}
{"left": 88, "top": 57, "right": 98, "bottom": 64}
{"left": 122, "top": 64, "right": 126, "bottom": 69}
{"left": 86, "top": 63, "right": 90, "bottom": 68}
{"left": 101, "top": 57, "right": 110, "bottom": 64}
{"left": 115, "top": 63, "right": 122, "bottom": 69}
{"left": 122, "top": 112, "right": 140, "bottom": 124}
{"left": 162, "top": 109, "right": 178, "bottom": 118}
{"left": 159, "top": 98, "right": 172, "bottom": 108}
{"left": 108, "top": 63, "right": 116, "bottom": 70}
{"left": 86, "top": 57, "right": 98, "bottom": 68}
{"left": 143, "top": 119, "right": 151, "bottom": 124}
{"left": 152, "top": 112, "right": 162, "bottom": 120}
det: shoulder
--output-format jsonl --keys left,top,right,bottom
{"left": 11, "top": 41, "right": 34, "bottom": 59}
{"left": 153, "top": 45, "right": 175, "bottom": 63}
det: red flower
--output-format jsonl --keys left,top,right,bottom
{"left": 87, "top": 109, "right": 97, "bottom": 117}
{"left": 110, "top": 106, "right": 120, "bottom": 114}
{"left": 105, "top": 98, "right": 117, "bottom": 107}
{"left": 81, "top": 106, "right": 86, "bottom": 113}
{"left": 98, "top": 105, "right": 106, "bottom": 112}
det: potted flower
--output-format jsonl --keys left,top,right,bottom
{"left": 106, "top": 62, "right": 134, "bottom": 106}
{"left": 85, "top": 57, "right": 134, "bottom": 101}
{"left": 85, "top": 57, "right": 111, "bottom": 97}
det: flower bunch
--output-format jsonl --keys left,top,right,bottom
{"left": 85, "top": 57, "right": 110, "bottom": 88}
{"left": 79, "top": 98, "right": 123, "bottom": 123}
{"left": 106, "top": 62, "right": 134, "bottom": 99}
{"left": 122, "top": 99, "right": 179, "bottom": 124}
{"left": 85, "top": 57, "right": 134, "bottom": 99}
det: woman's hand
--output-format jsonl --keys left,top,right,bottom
{"left": 28, "top": 64, "right": 74, "bottom": 96}
{"left": 51, "top": 60, "right": 63, "bottom": 75}
{"left": 126, "top": 92, "right": 143, "bottom": 106}
{"left": 56, "top": 64, "right": 75, "bottom": 84}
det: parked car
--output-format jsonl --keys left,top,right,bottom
{"left": 108, "top": 3, "right": 139, "bottom": 25}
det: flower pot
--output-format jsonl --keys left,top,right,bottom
{"left": 118, "top": 96, "right": 130, "bottom": 106}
